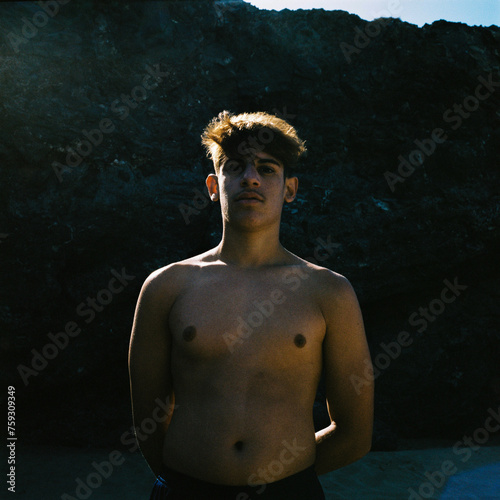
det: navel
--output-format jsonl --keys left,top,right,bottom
{"left": 182, "top": 325, "right": 197, "bottom": 342}
{"left": 294, "top": 333, "right": 306, "bottom": 348}
{"left": 234, "top": 440, "right": 244, "bottom": 451}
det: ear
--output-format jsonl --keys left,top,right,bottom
{"left": 284, "top": 176, "right": 298, "bottom": 203}
{"left": 206, "top": 174, "right": 219, "bottom": 202}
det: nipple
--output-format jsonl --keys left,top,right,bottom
{"left": 294, "top": 333, "right": 306, "bottom": 348}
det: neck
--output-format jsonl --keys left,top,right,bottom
{"left": 215, "top": 224, "right": 288, "bottom": 268}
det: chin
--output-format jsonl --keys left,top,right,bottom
{"left": 228, "top": 214, "right": 270, "bottom": 229}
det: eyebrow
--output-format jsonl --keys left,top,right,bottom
{"left": 255, "top": 158, "right": 282, "bottom": 167}
{"left": 221, "top": 156, "right": 283, "bottom": 169}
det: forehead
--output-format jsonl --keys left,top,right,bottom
{"left": 254, "top": 151, "right": 282, "bottom": 165}
{"left": 221, "top": 150, "right": 283, "bottom": 168}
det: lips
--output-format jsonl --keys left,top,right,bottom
{"left": 235, "top": 191, "right": 264, "bottom": 202}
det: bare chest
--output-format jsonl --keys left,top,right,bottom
{"left": 168, "top": 268, "right": 326, "bottom": 366}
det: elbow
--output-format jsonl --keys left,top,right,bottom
{"left": 342, "top": 442, "right": 370, "bottom": 470}
{"left": 354, "top": 433, "right": 372, "bottom": 461}
{"left": 347, "top": 432, "right": 372, "bottom": 465}
{"left": 356, "top": 417, "right": 373, "bottom": 459}
{"left": 356, "top": 441, "right": 371, "bottom": 461}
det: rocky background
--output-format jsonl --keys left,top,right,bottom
{"left": 1, "top": 1, "right": 499, "bottom": 452}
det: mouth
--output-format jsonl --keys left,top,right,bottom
{"left": 235, "top": 191, "right": 264, "bottom": 203}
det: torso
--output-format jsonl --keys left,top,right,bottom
{"left": 161, "top": 255, "right": 330, "bottom": 485}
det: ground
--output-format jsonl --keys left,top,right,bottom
{"left": 13, "top": 439, "right": 500, "bottom": 499}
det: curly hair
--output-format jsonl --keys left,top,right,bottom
{"left": 201, "top": 111, "right": 306, "bottom": 177}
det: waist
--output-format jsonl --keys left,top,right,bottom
{"left": 163, "top": 427, "right": 317, "bottom": 484}
{"left": 157, "top": 463, "right": 324, "bottom": 500}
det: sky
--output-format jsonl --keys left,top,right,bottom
{"left": 246, "top": 0, "right": 500, "bottom": 27}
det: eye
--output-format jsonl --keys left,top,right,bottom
{"left": 224, "top": 159, "right": 242, "bottom": 172}
{"left": 259, "top": 165, "right": 276, "bottom": 174}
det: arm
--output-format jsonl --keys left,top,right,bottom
{"left": 128, "top": 268, "right": 176, "bottom": 476}
{"left": 315, "top": 273, "right": 374, "bottom": 475}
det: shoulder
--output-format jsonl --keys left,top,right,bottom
{"left": 280, "top": 253, "right": 357, "bottom": 309}
{"left": 141, "top": 249, "right": 217, "bottom": 297}
{"left": 288, "top": 255, "right": 353, "bottom": 294}
{"left": 311, "top": 268, "right": 363, "bottom": 338}
{"left": 142, "top": 262, "right": 193, "bottom": 294}
{"left": 314, "top": 266, "right": 354, "bottom": 297}
{"left": 299, "top": 261, "right": 359, "bottom": 313}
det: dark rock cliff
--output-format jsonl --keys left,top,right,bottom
{"left": 1, "top": 1, "right": 499, "bottom": 450}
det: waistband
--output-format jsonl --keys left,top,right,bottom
{"left": 157, "top": 463, "right": 324, "bottom": 499}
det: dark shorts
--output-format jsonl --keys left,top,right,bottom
{"left": 149, "top": 464, "right": 325, "bottom": 500}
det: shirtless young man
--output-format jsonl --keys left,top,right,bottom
{"left": 128, "top": 111, "right": 374, "bottom": 500}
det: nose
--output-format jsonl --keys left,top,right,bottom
{"left": 241, "top": 161, "right": 260, "bottom": 187}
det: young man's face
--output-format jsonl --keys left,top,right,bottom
{"left": 206, "top": 151, "right": 298, "bottom": 231}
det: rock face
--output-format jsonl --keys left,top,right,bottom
{"left": 1, "top": 1, "right": 499, "bottom": 450}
